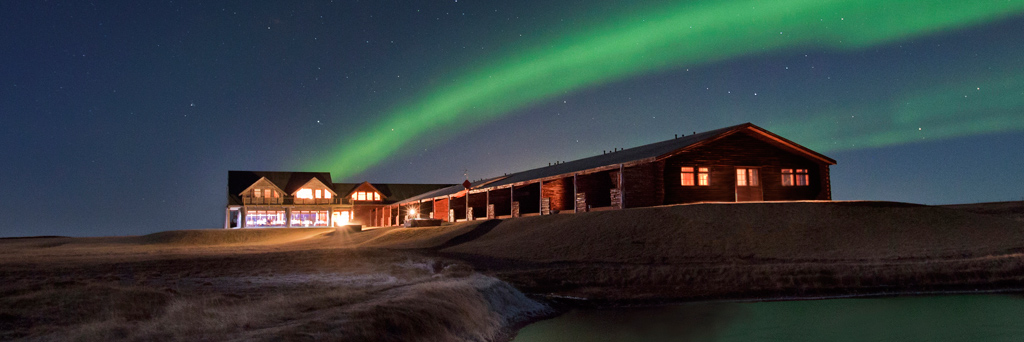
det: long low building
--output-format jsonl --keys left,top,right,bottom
{"left": 226, "top": 123, "right": 835, "bottom": 228}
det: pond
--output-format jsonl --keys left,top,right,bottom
{"left": 513, "top": 294, "right": 1024, "bottom": 342}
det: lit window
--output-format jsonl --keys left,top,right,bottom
{"left": 324, "top": 191, "right": 332, "bottom": 199}
{"left": 351, "top": 193, "right": 358, "bottom": 200}
{"left": 782, "top": 169, "right": 809, "bottom": 186}
{"left": 358, "top": 192, "right": 367, "bottom": 201}
{"left": 315, "top": 189, "right": 322, "bottom": 199}
{"left": 297, "top": 188, "right": 313, "bottom": 199}
{"left": 682, "top": 167, "right": 710, "bottom": 186}
{"left": 374, "top": 192, "right": 380, "bottom": 201}
{"left": 737, "top": 168, "right": 760, "bottom": 186}
{"left": 254, "top": 189, "right": 262, "bottom": 198}
{"left": 273, "top": 190, "right": 278, "bottom": 198}
{"left": 681, "top": 167, "right": 695, "bottom": 186}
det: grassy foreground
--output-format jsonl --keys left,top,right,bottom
{"left": 1, "top": 201, "right": 1023, "bottom": 341}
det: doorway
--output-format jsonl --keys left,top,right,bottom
{"left": 735, "top": 168, "right": 763, "bottom": 202}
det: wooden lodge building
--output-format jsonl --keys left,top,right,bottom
{"left": 225, "top": 171, "right": 451, "bottom": 228}
{"left": 226, "top": 123, "right": 835, "bottom": 228}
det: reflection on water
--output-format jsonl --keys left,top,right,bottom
{"left": 513, "top": 295, "right": 1024, "bottom": 342}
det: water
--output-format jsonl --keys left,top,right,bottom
{"left": 513, "top": 294, "right": 1024, "bottom": 342}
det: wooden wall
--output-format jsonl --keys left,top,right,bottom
{"left": 433, "top": 198, "right": 449, "bottom": 221}
{"left": 542, "top": 177, "right": 574, "bottom": 212}
{"left": 622, "top": 161, "right": 665, "bottom": 208}
{"left": 662, "top": 131, "right": 829, "bottom": 204}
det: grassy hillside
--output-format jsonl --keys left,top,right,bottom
{"left": 438, "top": 201, "right": 1024, "bottom": 263}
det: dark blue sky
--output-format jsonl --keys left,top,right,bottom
{"left": 2, "top": 1, "right": 1022, "bottom": 237}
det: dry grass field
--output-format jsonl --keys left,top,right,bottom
{"left": 2, "top": 200, "right": 1023, "bottom": 341}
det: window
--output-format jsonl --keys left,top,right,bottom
{"left": 782, "top": 169, "right": 809, "bottom": 186}
{"left": 296, "top": 188, "right": 313, "bottom": 199}
{"left": 315, "top": 189, "right": 322, "bottom": 199}
{"left": 681, "top": 167, "right": 695, "bottom": 186}
{"left": 681, "top": 167, "right": 710, "bottom": 186}
{"left": 246, "top": 210, "right": 286, "bottom": 227}
{"left": 272, "top": 190, "right": 278, "bottom": 198}
{"left": 254, "top": 189, "right": 262, "bottom": 198}
{"left": 351, "top": 191, "right": 380, "bottom": 201}
{"left": 324, "top": 191, "right": 331, "bottom": 199}
{"left": 697, "top": 167, "right": 710, "bottom": 186}
{"left": 737, "top": 168, "right": 759, "bottom": 186}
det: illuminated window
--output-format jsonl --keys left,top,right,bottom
{"left": 682, "top": 167, "right": 710, "bottom": 186}
{"left": 374, "top": 192, "right": 380, "bottom": 201}
{"left": 254, "top": 189, "right": 262, "bottom": 198}
{"left": 272, "top": 190, "right": 278, "bottom": 198}
{"left": 681, "top": 167, "right": 695, "bottom": 186}
{"left": 782, "top": 169, "right": 809, "bottom": 186}
{"left": 297, "top": 188, "right": 313, "bottom": 199}
{"left": 315, "top": 189, "right": 322, "bottom": 199}
{"left": 324, "top": 191, "right": 332, "bottom": 199}
{"left": 358, "top": 192, "right": 367, "bottom": 201}
{"left": 351, "top": 193, "right": 358, "bottom": 200}
{"left": 737, "top": 168, "right": 759, "bottom": 186}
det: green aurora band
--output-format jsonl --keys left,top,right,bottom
{"left": 311, "top": 0, "right": 1024, "bottom": 179}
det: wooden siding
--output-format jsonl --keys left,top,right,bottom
{"left": 662, "top": 131, "right": 828, "bottom": 204}
{"left": 433, "top": 198, "right": 449, "bottom": 221}
{"left": 542, "top": 177, "right": 573, "bottom": 212}
{"left": 621, "top": 161, "right": 665, "bottom": 208}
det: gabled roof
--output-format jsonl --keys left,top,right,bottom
{"left": 238, "top": 177, "right": 287, "bottom": 197}
{"left": 293, "top": 177, "right": 337, "bottom": 196}
{"left": 332, "top": 182, "right": 454, "bottom": 203}
{"left": 227, "top": 171, "right": 333, "bottom": 205}
{"left": 394, "top": 123, "right": 834, "bottom": 205}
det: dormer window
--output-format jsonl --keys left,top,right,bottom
{"left": 351, "top": 191, "right": 380, "bottom": 201}
{"left": 254, "top": 189, "right": 262, "bottom": 198}
{"left": 315, "top": 189, "right": 322, "bottom": 199}
{"left": 297, "top": 188, "right": 313, "bottom": 199}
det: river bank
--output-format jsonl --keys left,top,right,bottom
{"left": 2, "top": 201, "right": 1022, "bottom": 341}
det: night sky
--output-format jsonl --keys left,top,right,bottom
{"left": 3, "top": 1, "right": 1023, "bottom": 238}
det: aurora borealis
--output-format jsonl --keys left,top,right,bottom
{"left": 309, "top": 0, "right": 1024, "bottom": 179}
{"left": 2, "top": 1, "right": 1023, "bottom": 236}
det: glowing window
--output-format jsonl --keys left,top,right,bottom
{"left": 782, "top": 169, "right": 809, "bottom": 186}
{"left": 351, "top": 193, "right": 358, "bottom": 200}
{"left": 737, "top": 168, "right": 759, "bottom": 186}
{"left": 254, "top": 189, "right": 262, "bottom": 198}
{"left": 698, "top": 168, "right": 710, "bottom": 186}
{"left": 358, "top": 192, "right": 367, "bottom": 201}
{"left": 324, "top": 191, "right": 332, "bottom": 199}
{"left": 682, "top": 167, "right": 709, "bottom": 186}
{"left": 297, "top": 188, "right": 313, "bottom": 199}
{"left": 374, "top": 192, "right": 380, "bottom": 201}
{"left": 681, "top": 167, "right": 695, "bottom": 186}
{"left": 315, "top": 189, "right": 322, "bottom": 199}
{"left": 273, "top": 190, "right": 278, "bottom": 198}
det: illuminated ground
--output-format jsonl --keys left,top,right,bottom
{"left": 2, "top": 201, "right": 1023, "bottom": 341}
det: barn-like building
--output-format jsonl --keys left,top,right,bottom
{"left": 226, "top": 123, "right": 835, "bottom": 228}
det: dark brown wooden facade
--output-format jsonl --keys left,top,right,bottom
{"left": 381, "top": 123, "right": 835, "bottom": 226}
